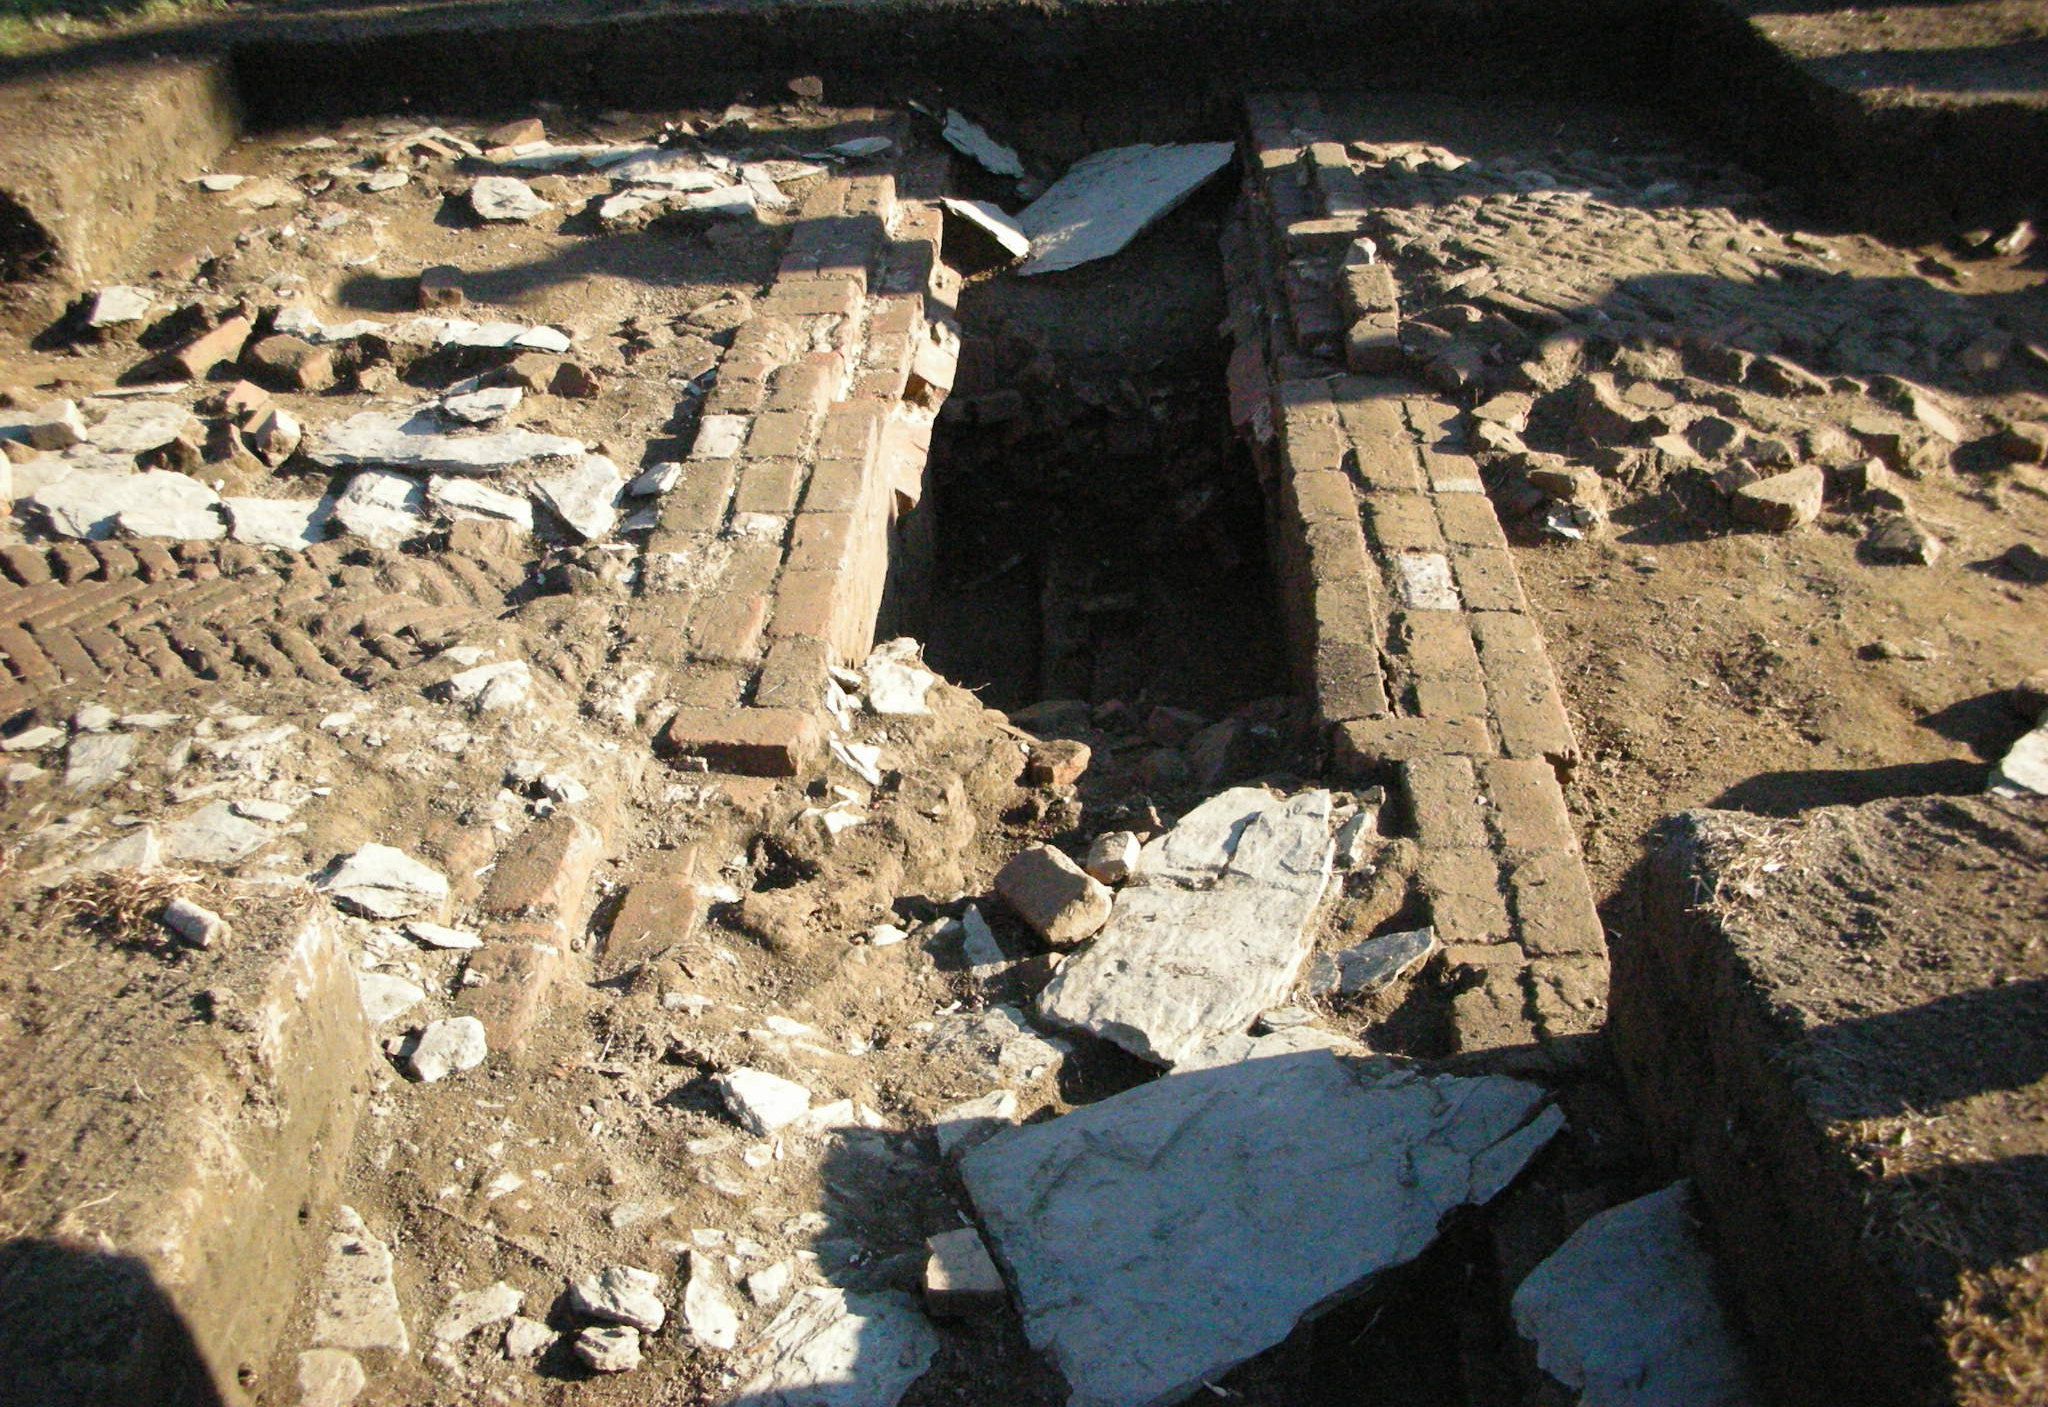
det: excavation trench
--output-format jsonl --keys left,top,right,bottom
{"left": 880, "top": 204, "right": 1291, "bottom": 725}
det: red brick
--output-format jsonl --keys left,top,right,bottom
{"left": 0, "top": 545, "right": 53, "bottom": 586}
{"left": 659, "top": 458, "right": 737, "bottom": 535}
{"left": 787, "top": 512, "right": 855, "bottom": 574}
{"left": 818, "top": 403, "right": 885, "bottom": 463}
{"left": 767, "top": 570, "right": 846, "bottom": 651}
{"left": 481, "top": 816, "right": 604, "bottom": 923}
{"left": 1480, "top": 758, "right": 1577, "bottom": 854}
{"left": 661, "top": 706, "right": 822, "bottom": 777}
{"left": 457, "top": 927, "right": 570, "bottom": 1054}
{"left": 1391, "top": 610, "right": 1486, "bottom": 722}
{"left": 48, "top": 542, "right": 100, "bottom": 584}
{"left": 760, "top": 277, "right": 863, "bottom": 320}
{"left": 686, "top": 592, "right": 771, "bottom": 665}
{"left": 170, "top": 315, "right": 252, "bottom": 379}
{"left": 754, "top": 635, "right": 831, "bottom": 711}
{"left": 801, "top": 458, "right": 867, "bottom": 514}
{"left": 1401, "top": 755, "right": 1489, "bottom": 849}
{"left": 1288, "top": 469, "right": 1358, "bottom": 525}
{"left": 1314, "top": 637, "right": 1390, "bottom": 725}
{"left": 746, "top": 409, "right": 815, "bottom": 460}
{"left": 604, "top": 872, "right": 708, "bottom": 971}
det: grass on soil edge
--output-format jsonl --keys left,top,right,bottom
{"left": 0, "top": 0, "right": 228, "bottom": 56}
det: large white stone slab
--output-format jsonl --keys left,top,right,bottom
{"left": 309, "top": 409, "right": 584, "bottom": 476}
{"left": 225, "top": 496, "right": 333, "bottom": 550}
{"left": 960, "top": 1051, "right": 1563, "bottom": 1407}
{"left": 533, "top": 454, "right": 623, "bottom": 541}
{"left": 1037, "top": 787, "right": 1333, "bottom": 1066}
{"left": 734, "top": 1287, "right": 940, "bottom": 1407}
{"left": 1017, "top": 142, "right": 1234, "bottom": 275}
{"left": 1512, "top": 1182, "right": 1757, "bottom": 1407}
{"left": 330, "top": 470, "right": 426, "bottom": 549}
{"left": 1989, "top": 717, "right": 2048, "bottom": 797}
{"left": 29, "top": 470, "right": 223, "bottom": 541}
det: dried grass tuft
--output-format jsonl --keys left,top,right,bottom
{"left": 42, "top": 869, "right": 209, "bottom": 950}
{"left": 1945, "top": 1255, "right": 2048, "bottom": 1406}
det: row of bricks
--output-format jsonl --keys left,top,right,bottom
{"left": 1264, "top": 375, "right": 1578, "bottom": 771}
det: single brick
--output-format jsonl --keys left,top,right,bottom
{"left": 1525, "top": 954, "right": 1608, "bottom": 1040}
{"left": 671, "top": 664, "right": 750, "bottom": 709}
{"left": 1443, "top": 942, "right": 1530, "bottom": 968}
{"left": 1401, "top": 756, "right": 1489, "bottom": 849}
{"left": 754, "top": 635, "right": 831, "bottom": 711}
{"left": 801, "top": 458, "right": 867, "bottom": 515}
{"left": 1481, "top": 757, "right": 1577, "bottom": 854}
{"left": 1419, "top": 445, "right": 1487, "bottom": 495}
{"left": 1330, "top": 383, "right": 1409, "bottom": 444}
{"left": 1435, "top": 491, "right": 1510, "bottom": 551}
{"left": 0, "top": 545, "right": 54, "bottom": 586}
{"left": 1418, "top": 847, "right": 1516, "bottom": 947}
{"left": 1506, "top": 850, "right": 1606, "bottom": 958}
{"left": 1288, "top": 469, "right": 1357, "bottom": 525}
{"left": 760, "top": 276, "right": 863, "bottom": 320}
{"left": 1450, "top": 547, "right": 1530, "bottom": 614}
{"left": 1392, "top": 610, "right": 1487, "bottom": 722}
{"left": 605, "top": 870, "right": 707, "bottom": 972}
{"left": 686, "top": 593, "right": 771, "bottom": 666}
{"left": 1314, "top": 638, "right": 1391, "bottom": 725}
{"left": 661, "top": 706, "right": 822, "bottom": 777}
{"left": 1360, "top": 491, "right": 1445, "bottom": 554}
{"left": 1285, "top": 418, "right": 1349, "bottom": 477}
{"left": 1449, "top": 965, "right": 1537, "bottom": 1057}
{"left": 745, "top": 410, "right": 815, "bottom": 461}
{"left": 1303, "top": 516, "right": 1374, "bottom": 584}
{"left": 1470, "top": 612, "right": 1579, "bottom": 767}
{"left": 1330, "top": 715, "right": 1492, "bottom": 777}
{"left": 817, "top": 403, "right": 886, "bottom": 463}
{"left": 482, "top": 816, "right": 604, "bottom": 923}
{"left": 786, "top": 512, "right": 855, "bottom": 574}
{"left": 734, "top": 458, "right": 806, "bottom": 516}
{"left": 48, "top": 542, "right": 101, "bottom": 583}
{"left": 660, "top": 458, "right": 738, "bottom": 536}
{"left": 458, "top": 928, "right": 569, "bottom": 1054}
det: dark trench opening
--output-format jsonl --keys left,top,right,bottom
{"left": 876, "top": 194, "right": 1290, "bottom": 723}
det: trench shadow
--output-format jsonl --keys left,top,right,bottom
{"left": 0, "top": 1237, "right": 228, "bottom": 1407}
{"left": 1707, "top": 759, "right": 1989, "bottom": 816}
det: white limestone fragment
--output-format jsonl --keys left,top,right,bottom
{"left": 735, "top": 1288, "right": 939, "bottom": 1407}
{"left": 320, "top": 843, "right": 449, "bottom": 919}
{"left": 355, "top": 971, "right": 426, "bottom": 1025}
{"left": 31, "top": 470, "right": 222, "bottom": 541}
{"left": 398, "top": 1016, "right": 488, "bottom": 1082}
{"left": 681, "top": 1252, "right": 742, "bottom": 1350}
{"left": 431, "top": 1281, "right": 525, "bottom": 1344}
{"left": 939, "top": 197, "right": 1032, "bottom": 261}
{"left": 714, "top": 1067, "right": 813, "bottom": 1135}
{"left": 569, "top": 1265, "right": 667, "bottom": 1333}
{"left": 310, "top": 409, "right": 584, "bottom": 475}
{"left": 313, "top": 1207, "right": 410, "bottom": 1354}
{"left": 471, "top": 175, "right": 552, "bottom": 221}
{"left": 533, "top": 453, "right": 624, "bottom": 541}
{"left": 427, "top": 476, "right": 533, "bottom": 529}
{"left": 1512, "top": 1183, "right": 1758, "bottom": 1407}
{"left": 330, "top": 470, "right": 425, "bottom": 549}
{"left": 940, "top": 110, "right": 1026, "bottom": 179}
{"left": 225, "top": 496, "right": 332, "bottom": 550}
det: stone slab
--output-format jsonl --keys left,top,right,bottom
{"left": 960, "top": 1050, "right": 1562, "bottom": 1407}
{"left": 1017, "top": 142, "right": 1235, "bottom": 275}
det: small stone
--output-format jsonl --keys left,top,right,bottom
{"left": 356, "top": 971, "right": 426, "bottom": 1025}
{"left": 1083, "top": 831, "right": 1139, "bottom": 885}
{"left": 681, "top": 1252, "right": 741, "bottom": 1349}
{"left": 924, "top": 1227, "right": 1007, "bottom": 1317}
{"left": 2, "top": 725, "right": 64, "bottom": 752}
{"left": 1863, "top": 514, "right": 1943, "bottom": 566}
{"left": 787, "top": 75, "right": 825, "bottom": 101}
{"left": 295, "top": 1349, "right": 365, "bottom": 1407}
{"left": 996, "top": 845, "right": 1113, "bottom": 947}
{"left": 502, "top": 1316, "right": 553, "bottom": 1360}
{"left": 320, "top": 843, "right": 449, "bottom": 918}
{"left": 418, "top": 265, "right": 465, "bottom": 310}
{"left": 431, "top": 1281, "right": 524, "bottom": 1343}
{"left": 533, "top": 453, "right": 623, "bottom": 541}
{"left": 247, "top": 334, "right": 336, "bottom": 392}
{"left": 1904, "top": 389, "right": 1964, "bottom": 444}
{"left": 485, "top": 116, "right": 546, "bottom": 148}
{"left": 573, "top": 1325, "right": 641, "bottom": 1373}
{"left": 405, "top": 920, "right": 482, "bottom": 950}
{"left": 161, "top": 896, "right": 230, "bottom": 948}
{"left": 957, "top": 904, "right": 1008, "bottom": 977}
{"left": 569, "top": 1265, "right": 667, "bottom": 1333}
{"left": 64, "top": 731, "right": 137, "bottom": 790}
{"left": 442, "top": 386, "right": 522, "bottom": 425}
{"left": 714, "top": 1067, "right": 812, "bottom": 1134}
{"left": 440, "top": 659, "right": 534, "bottom": 712}
{"left": 471, "top": 176, "right": 552, "bottom": 222}
{"left": 244, "top": 405, "right": 303, "bottom": 466}
{"left": 863, "top": 640, "right": 937, "bottom": 715}
{"left": 746, "top": 1260, "right": 794, "bottom": 1307}
{"left": 1025, "top": 738, "right": 1091, "bottom": 787}
{"left": 1729, "top": 466, "right": 1823, "bottom": 531}
{"left": 2000, "top": 542, "right": 2048, "bottom": 585}
{"left": 398, "top": 1016, "right": 489, "bottom": 1082}
{"left": 934, "top": 1089, "right": 1019, "bottom": 1160}
{"left": 86, "top": 286, "right": 154, "bottom": 329}
{"left": 1302, "top": 927, "right": 1441, "bottom": 998}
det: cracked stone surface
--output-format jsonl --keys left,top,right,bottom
{"left": 1037, "top": 787, "right": 1334, "bottom": 1066}
{"left": 960, "top": 1050, "right": 1563, "bottom": 1407}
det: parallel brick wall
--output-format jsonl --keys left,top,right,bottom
{"left": 639, "top": 175, "right": 959, "bottom": 778}
{"left": 1228, "top": 93, "right": 1605, "bottom": 1065}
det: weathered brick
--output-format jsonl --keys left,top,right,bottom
{"left": 0, "top": 624, "right": 59, "bottom": 686}
{"left": 1330, "top": 715, "right": 1492, "bottom": 776}
{"left": 686, "top": 593, "right": 771, "bottom": 665}
{"left": 800, "top": 458, "right": 867, "bottom": 514}
{"left": 604, "top": 864, "right": 707, "bottom": 972}
{"left": 1449, "top": 547, "right": 1529, "bottom": 614}
{"left": 1349, "top": 433, "right": 1426, "bottom": 494}
{"left": 1402, "top": 756, "right": 1489, "bottom": 849}
{"left": 1417, "top": 846, "right": 1515, "bottom": 947}
{"left": 1330, "top": 381, "right": 1409, "bottom": 442}
{"left": 867, "top": 294, "right": 921, "bottom": 336}
{"left": 817, "top": 403, "right": 885, "bottom": 463}
{"left": 1481, "top": 757, "right": 1577, "bottom": 854}
{"left": 760, "top": 276, "right": 863, "bottom": 320}
{"left": 843, "top": 174, "right": 897, "bottom": 229}
{"left": 1392, "top": 610, "right": 1486, "bottom": 722}
{"left": 661, "top": 706, "right": 822, "bottom": 777}
{"left": 1288, "top": 468, "right": 1357, "bottom": 525}
{"left": 754, "top": 634, "right": 831, "bottom": 711}
{"left": 671, "top": 664, "right": 749, "bottom": 708}
{"left": 1314, "top": 637, "right": 1390, "bottom": 725}
{"left": 659, "top": 458, "right": 737, "bottom": 535}
{"left": 458, "top": 928, "right": 569, "bottom": 1054}
{"left": 1419, "top": 446, "right": 1486, "bottom": 495}
{"left": 1359, "top": 491, "right": 1444, "bottom": 554}
{"left": 1443, "top": 942, "right": 1529, "bottom": 968}
{"left": 798, "top": 179, "right": 847, "bottom": 219}
{"left": 734, "top": 458, "right": 805, "bottom": 516}
{"left": 48, "top": 542, "right": 100, "bottom": 583}
{"left": 1470, "top": 611, "right": 1579, "bottom": 766}
{"left": 1285, "top": 418, "right": 1349, "bottom": 475}
{"left": 1435, "top": 490, "right": 1509, "bottom": 551}
{"left": 1449, "top": 965, "right": 1536, "bottom": 1056}
{"left": 1302, "top": 516, "right": 1374, "bottom": 584}
{"left": 1285, "top": 216, "right": 1359, "bottom": 253}
{"left": 1506, "top": 850, "right": 1605, "bottom": 958}
{"left": 0, "top": 545, "right": 53, "bottom": 586}
{"left": 1525, "top": 954, "right": 1607, "bottom": 1040}
{"left": 745, "top": 410, "right": 815, "bottom": 460}
{"left": 481, "top": 815, "right": 604, "bottom": 923}
{"left": 786, "top": 512, "right": 855, "bottom": 574}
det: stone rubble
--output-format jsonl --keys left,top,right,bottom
{"left": 568, "top": 1265, "right": 668, "bottom": 1333}
{"left": 429, "top": 1282, "right": 525, "bottom": 1344}
{"left": 319, "top": 843, "right": 450, "bottom": 918}
{"left": 312, "top": 1207, "right": 410, "bottom": 1354}
{"left": 573, "top": 1325, "right": 642, "bottom": 1373}
{"left": 395, "top": 1016, "right": 489, "bottom": 1082}
{"left": 714, "top": 1067, "right": 814, "bottom": 1134}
